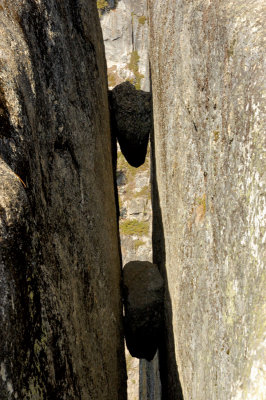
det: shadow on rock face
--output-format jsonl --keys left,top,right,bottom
{"left": 109, "top": 81, "right": 152, "bottom": 167}
{"left": 123, "top": 261, "right": 164, "bottom": 361}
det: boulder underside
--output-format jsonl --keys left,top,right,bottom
{"left": 123, "top": 261, "right": 164, "bottom": 361}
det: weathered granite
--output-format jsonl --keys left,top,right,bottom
{"left": 0, "top": 1, "right": 126, "bottom": 399}
{"left": 100, "top": 0, "right": 150, "bottom": 90}
{"left": 102, "top": 0, "right": 155, "bottom": 390}
{"left": 149, "top": 1, "right": 265, "bottom": 399}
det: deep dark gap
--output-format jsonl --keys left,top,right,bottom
{"left": 149, "top": 70, "right": 184, "bottom": 400}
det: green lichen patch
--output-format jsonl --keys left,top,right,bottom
{"left": 134, "top": 239, "right": 145, "bottom": 250}
{"left": 127, "top": 50, "right": 144, "bottom": 90}
{"left": 97, "top": 0, "right": 118, "bottom": 16}
{"left": 134, "top": 185, "right": 150, "bottom": 199}
{"left": 213, "top": 130, "right": 219, "bottom": 142}
{"left": 138, "top": 15, "right": 147, "bottom": 25}
{"left": 120, "top": 219, "right": 149, "bottom": 236}
{"left": 227, "top": 39, "right": 236, "bottom": 58}
{"left": 196, "top": 193, "right": 206, "bottom": 213}
{"left": 97, "top": 0, "right": 108, "bottom": 16}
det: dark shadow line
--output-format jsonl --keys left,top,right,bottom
{"left": 150, "top": 72, "right": 184, "bottom": 399}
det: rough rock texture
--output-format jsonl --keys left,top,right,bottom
{"left": 116, "top": 144, "right": 152, "bottom": 266}
{"left": 123, "top": 261, "right": 164, "bottom": 361}
{"left": 0, "top": 1, "right": 126, "bottom": 399}
{"left": 149, "top": 1, "right": 265, "bottom": 399}
{"left": 100, "top": 0, "right": 150, "bottom": 90}
{"left": 110, "top": 81, "right": 152, "bottom": 167}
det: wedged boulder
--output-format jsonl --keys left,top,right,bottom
{"left": 109, "top": 81, "right": 152, "bottom": 167}
{"left": 123, "top": 261, "right": 164, "bottom": 361}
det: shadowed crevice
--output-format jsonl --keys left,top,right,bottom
{"left": 150, "top": 102, "right": 184, "bottom": 400}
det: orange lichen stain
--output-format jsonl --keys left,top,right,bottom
{"left": 187, "top": 193, "right": 207, "bottom": 231}
{"left": 195, "top": 193, "right": 206, "bottom": 225}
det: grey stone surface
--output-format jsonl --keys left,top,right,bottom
{"left": 0, "top": 1, "right": 126, "bottom": 399}
{"left": 110, "top": 81, "right": 152, "bottom": 167}
{"left": 123, "top": 261, "right": 164, "bottom": 361}
{"left": 149, "top": 1, "right": 265, "bottom": 399}
{"left": 101, "top": 0, "right": 150, "bottom": 90}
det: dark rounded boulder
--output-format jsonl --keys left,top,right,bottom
{"left": 122, "top": 261, "right": 164, "bottom": 361}
{"left": 109, "top": 81, "right": 153, "bottom": 167}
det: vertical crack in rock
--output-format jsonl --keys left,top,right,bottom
{"left": 99, "top": 3, "right": 154, "bottom": 396}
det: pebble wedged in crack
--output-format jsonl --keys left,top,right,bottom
{"left": 123, "top": 261, "right": 164, "bottom": 361}
{"left": 109, "top": 81, "right": 152, "bottom": 167}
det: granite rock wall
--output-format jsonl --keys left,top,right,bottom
{"left": 0, "top": 1, "right": 126, "bottom": 399}
{"left": 149, "top": 1, "right": 265, "bottom": 399}
{"left": 100, "top": 0, "right": 150, "bottom": 90}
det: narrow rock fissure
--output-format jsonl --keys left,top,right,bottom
{"left": 109, "top": 79, "right": 171, "bottom": 399}
{"left": 104, "top": 2, "right": 166, "bottom": 396}
{"left": 150, "top": 107, "right": 184, "bottom": 400}
{"left": 0, "top": 1, "right": 263, "bottom": 399}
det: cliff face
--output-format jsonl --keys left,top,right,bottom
{"left": 0, "top": 1, "right": 125, "bottom": 399}
{"left": 100, "top": 0, "right": 149, "bottom": 90}
{"left": 149, "top": 1, "right": 265, "bottom": 399}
